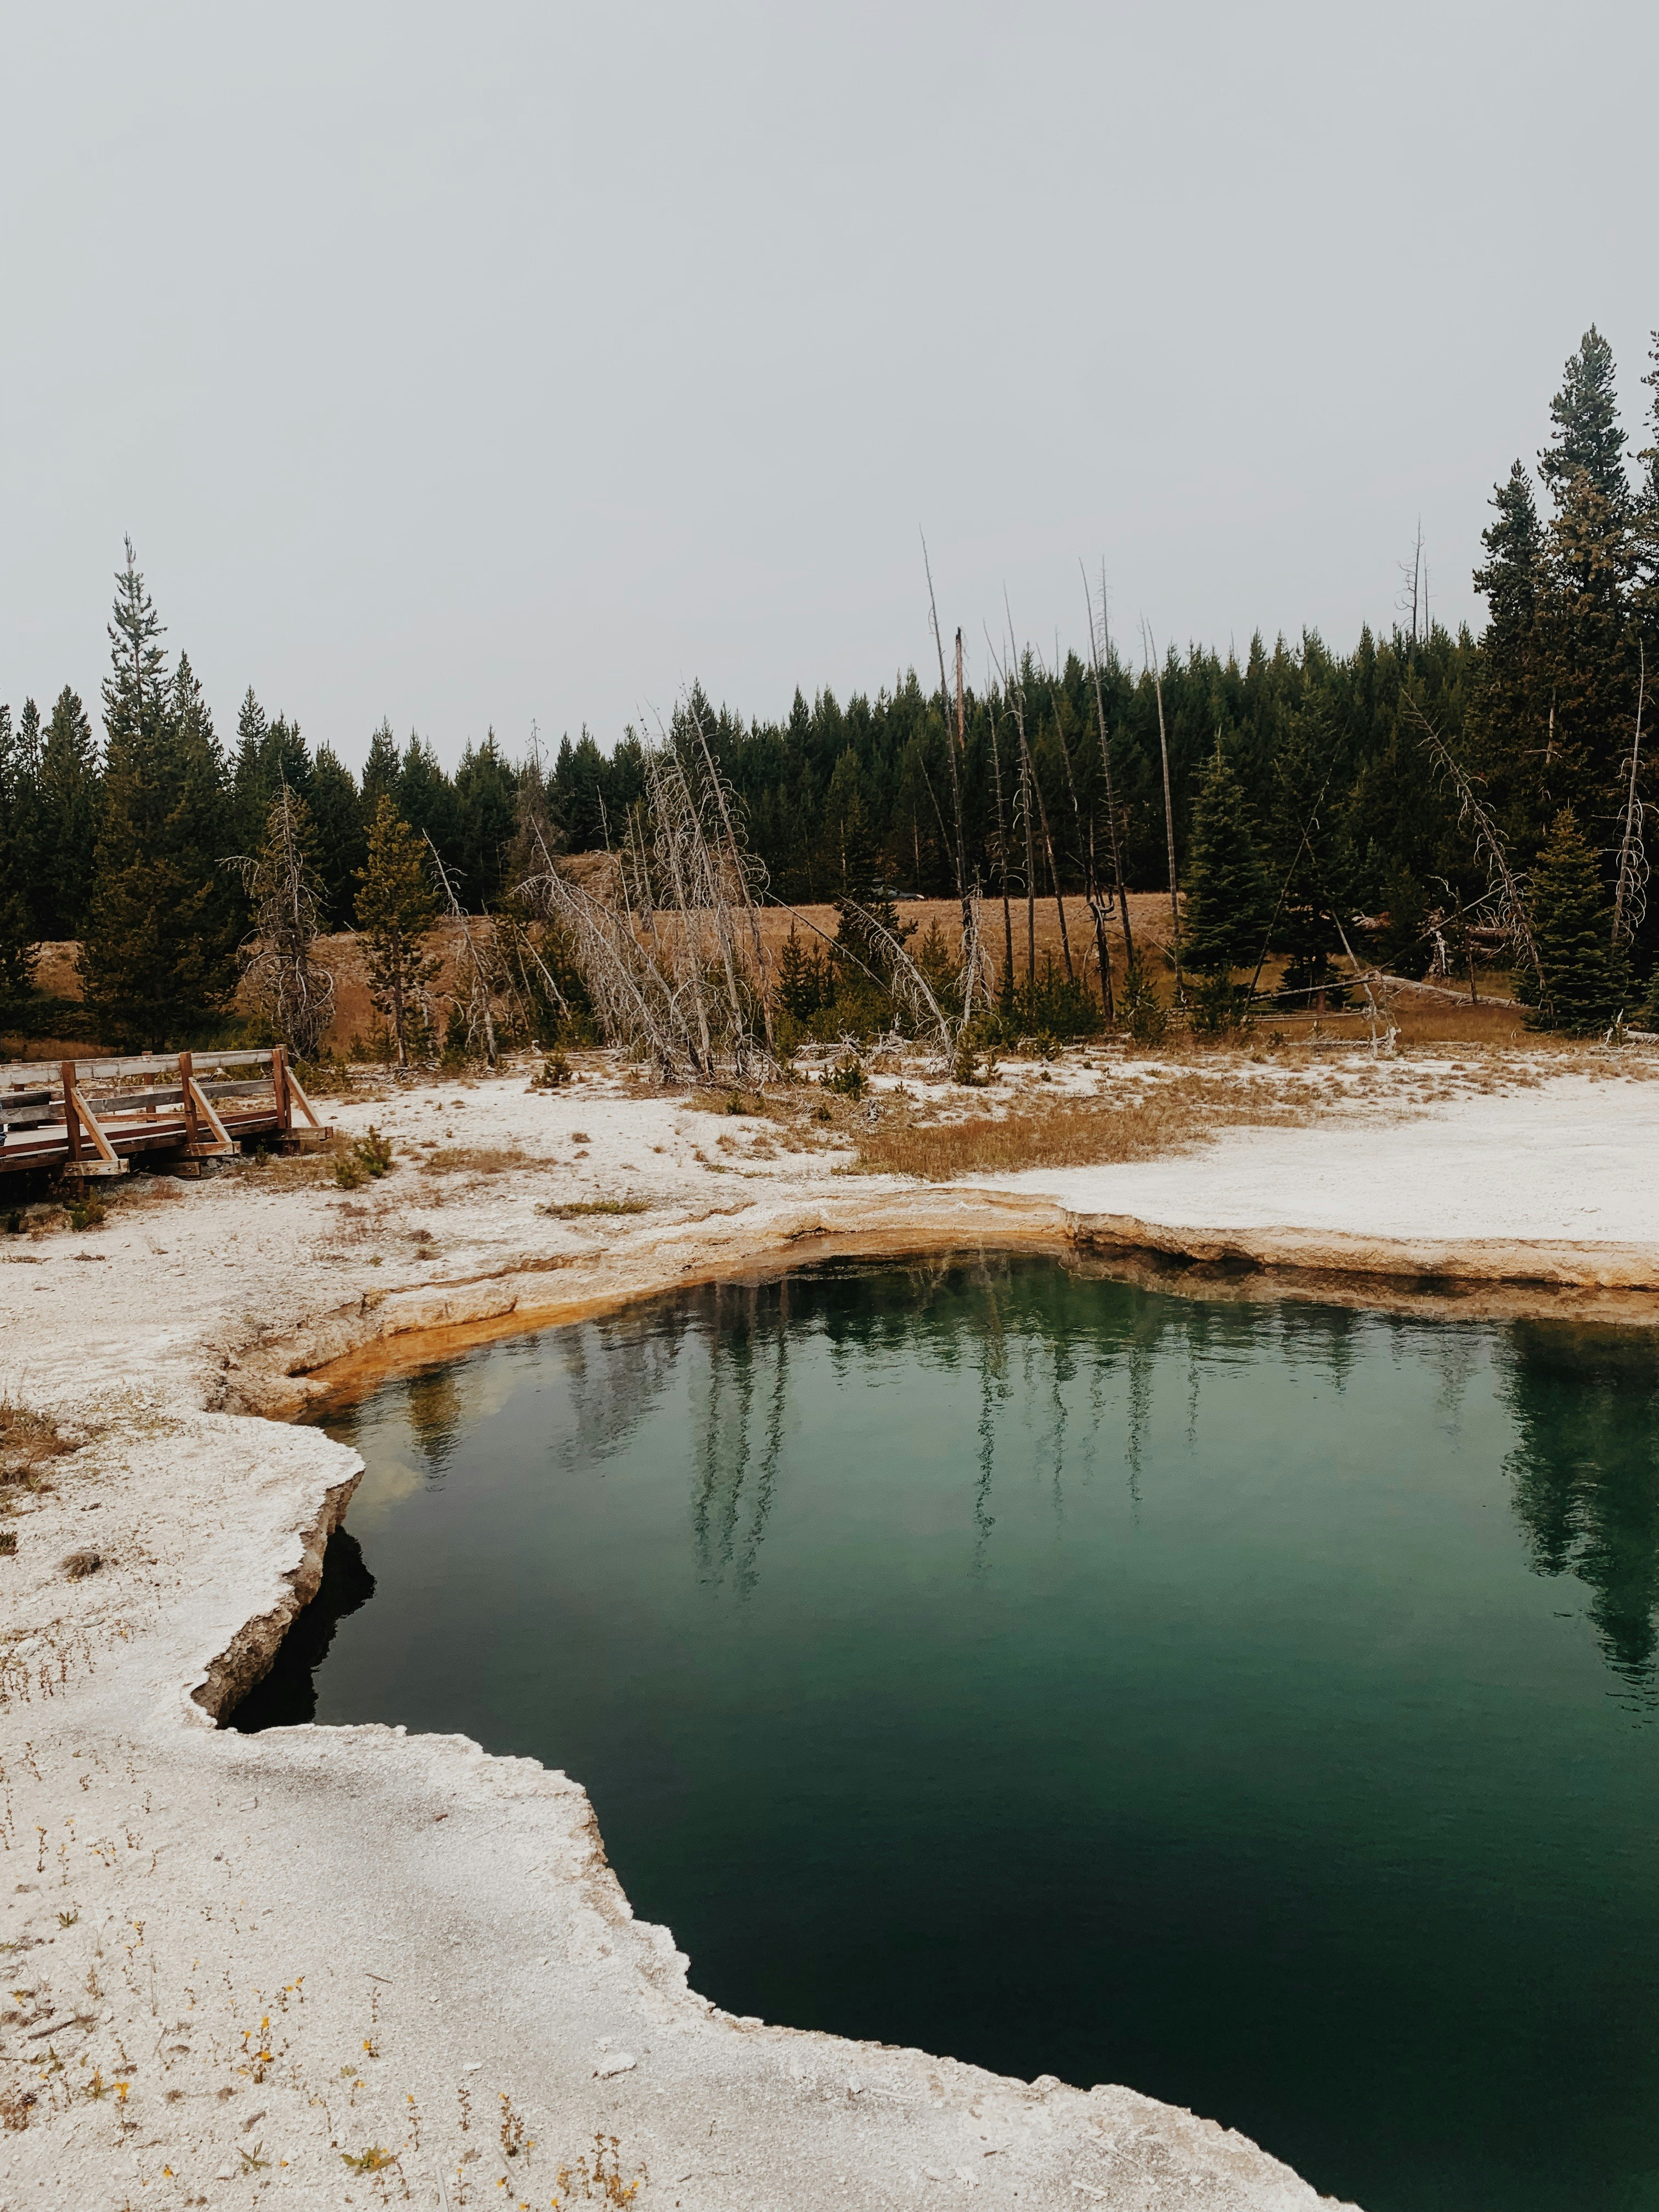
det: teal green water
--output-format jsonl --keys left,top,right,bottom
{"left": 235, "top": 1258, "right": 1659, "bottom": 2211}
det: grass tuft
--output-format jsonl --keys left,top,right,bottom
{"left": 544, "top": 1197, "right": 650, "bottom": 1218}
{"left": 853, "top": 1075, "right": 1317, "bottom": 1183}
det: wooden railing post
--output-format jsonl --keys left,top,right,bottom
{"left": 60, "top": 1060, "right": 81, "bottom": 1167}
{"left": 178, "top": 1052, "right": 199, "bottom": 1150}
{"left": 270, "top": 1046, "right": 290, "bottom": 1135}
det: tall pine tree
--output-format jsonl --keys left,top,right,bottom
{"left": 1539, "top": 328, "right": 1628, "bottom": 508}
{"left": 1522, "top": 807, "right": 1625, "bottom": 1033}
{"left": 308, "top": 745, "right": 365, "bottom": 927}
{"left": 1469, "top": 461, "right": 1551, "bottom": 853}
{"left": 0, "top": 706, "right": 38, "bottom": 1014}
{"left": 356, "top": 793, "right": 439, "bottom": 1065}
{"left": 80, "top": 541, "right": 238, "bottom": 1047}
{"left": 1535, "top": 328, "right": 1638, "bottom": 800}
{"left": 35, "top": 689, "right": 101, "bottom": 938}
{"left": 1181, "top": 744, "right": 1271, "bottom": 974}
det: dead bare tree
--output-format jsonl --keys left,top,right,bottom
{"left": 1144, "top": 622, "right": 1182, "bottom": 998}
{"left": 1613, "top": 641, "right": 1648, "bottom": 951}
{"left": 1082, "top": 564, "right": 1135, "bottom": 974}
{"left": 985, "top": 691, "right": 1017, "bottom": 1001}
{"left": 517, "top": 734, "right": 770, "bottom": 1082}
{"left": 1403, "top": 693, "right": 1543, "bottom": 994}
{"left": 922, "top": 537, "right": 977, "bottom": 1024}
{"left": 425, "top": 836, "right": 498, "bottom": 1065}
{"left": 1052, "top": 696, "right": 1115, "bottom": 1020}
{"left": 226, "top": 783, "right": 336, "bottom": 1060}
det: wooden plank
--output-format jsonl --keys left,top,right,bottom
{"left": 185, "top": 1075, "right": 235, "bottom": 1155}
{"left": 284, "top": 1064, "right": 324, "bottom": 1130}
{"left": 60, "top": 1072, "right": 128, "bottom": 1178}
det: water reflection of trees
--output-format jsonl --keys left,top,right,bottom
{"left": 404, "top": 1368, "right": 464, "bottom": 1473}
{"left": 534, "top": 1257, "right": 1313, "bottom": 1593}
{"left": 1500, "top": 1325, "right": 1659, "bottom": 1693}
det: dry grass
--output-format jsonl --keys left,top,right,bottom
{"left": 853, "top": 1074, "right": 1319, "bottom": 1182}
{"left": 0, "top": 1395, "right": 73, "bottom": 1483}
{"left": 60, "top": 1549, "right": 101, "bottom": 1581}
{"left": 687, "top": 1088, "right": 771, "bottom": 1118}
{"left": 543, "top": 1197, "right": 651, "bottom": 1218}
{"left": 416, "top": 1144, "right": 529, "bottom": 1177}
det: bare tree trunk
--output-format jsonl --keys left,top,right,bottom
{"left": 1013, "top": 673, "right": 1036, "bottom": 995}
{"left": 1613, "top": 641, "right": 1647, "bottom": 952}
{"left": 1146, "top": 624, "right": 1182, "bottom": 1000}
{"left": 1082, "top": 564, "right": 1133, "bottom": 974}
{"left": 987, "top": 697, "right": 1015, "bottom": 1005}
{"left": 1056, "top": 706, "right": 1112, "bottom": 1018}
{"left": 1028, "top": 737, "right": 1073, "bottom": 981}
{"left": 923, "top": 538, "right": 975, "bottom": 1023}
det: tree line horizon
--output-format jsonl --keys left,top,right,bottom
{"left": 2, "top": 321, "right": 1656, "bottom": 1052}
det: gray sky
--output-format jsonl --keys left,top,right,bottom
{"left": 3, "top": 0, "right": 1655, "bottom": 770}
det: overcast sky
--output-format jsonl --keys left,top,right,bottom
{"left": 2, "top": 1, "right": 1655, "bottom": 771}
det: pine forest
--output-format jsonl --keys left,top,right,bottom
{"left": 3, "top": 325, "right": 1658, "bottom": 1063}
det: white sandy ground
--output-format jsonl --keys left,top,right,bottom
{"left": 4, "top": 1045, "right": 1658, "bottom": 2212}
{"left": 970, "top": 1072, "right": 1659, "bottom": 1244}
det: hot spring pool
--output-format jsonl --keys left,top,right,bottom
{"left": 235, "top": 1256, "right": 1659, "bottom": 2212}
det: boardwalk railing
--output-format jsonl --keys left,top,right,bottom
{"left": 0, "top": 1047, "right": 323, "bottom": 1180}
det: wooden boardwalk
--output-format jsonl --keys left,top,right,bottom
{"left": 0, "top": 1047, "right": 323, "bottom": 1180}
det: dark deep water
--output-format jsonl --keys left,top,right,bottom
{"left": 234, "top": 1257, "right": 1659, "bottom": 2212}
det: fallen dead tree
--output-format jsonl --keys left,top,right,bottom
{"left": 517, "top": 734, "right": 773, "bottom": 1082}
{"left": 515, "top": 719, "right": 991, "bottom": 1081}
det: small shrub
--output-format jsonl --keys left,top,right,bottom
{"left": 354, "top": 1126, "right": 395, "bottom": 1178}
{"left": 3, "top": 1211, "right": 21, "bottom": 1236}
{"left": 63, "top": 1190, "right": 106, "bottom": 1233}
{"left": 1189, "top": 972, "right": 1254, "bottom": 1039}
{"left": 812, "top": 1102, "right": 833, "bottom": 1124}
{"left": 529, "top": 1050, "right": 572, "bottom": 1090}
{"left": 1119, "top": 961, "right": 1169, "bottom": 1047}
{"left": 61, "top": 1549, "right": 101, "bottom": 1581}
{"left": 823, "top": 1057, "right": 867, "bottom": 1100}
{"left": 332, "top": 1154, "right": 366, "bottom": 1190}
{"left": 0, "top": 1531, "right": 16, "bottom": 1556}
{"left": 950, "top": 1035, "right": 986, "bottom": 1086}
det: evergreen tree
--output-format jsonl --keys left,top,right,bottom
{"left": 454, "top": 733, "right": 518, "bottom": 907}
{"left": 229, "top": 691, "right": 313, "bottom": 858}
{"left": 1540, "top": 328, "right": 1628, "bottom": 510}
{"left": 396, "top": 734, "right": 460, "bottom": 866}
{"left": 1469, "top": 461, "right": 1550, "bottom": 850}
{"left": 1374, "top": 864, "right": 1432, "bottom": 980}
{"left": 355, "top": 793, "right": 438, "bottom": 1065}
{"left": 1522, "top": 807, "right": 1626, "bottom": 1033}
{"left": 308, "top": 744, "right": 364, "bottom": 927}
{"left": 0, "top": 706, "right": 37, "bottom": 1013}
{"left": 774, "top": 924, "right": 826, "bottom": 1025}
{"left": 80, "top": 543, "right": 237, "bottom": 1047}
{"left": 360, "top": 721, "right": 400, "bottom": 824}
{"left": 35, "top": 689, "right": 101, "bottom": 938}
{"left": 10, "top": 699, "right": 44, "bottom": 937}
{"left": 1181, "top": 745, "right": 1271, "bottom": 973}
{"left": 230, "top": 687, "right": 270, "bottom": 850}
{"left": 1530, "top": 330, "right": 1639, "bottom": 803}
{"left": 825, "top": 747, "right": 879, "bottom": 894}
